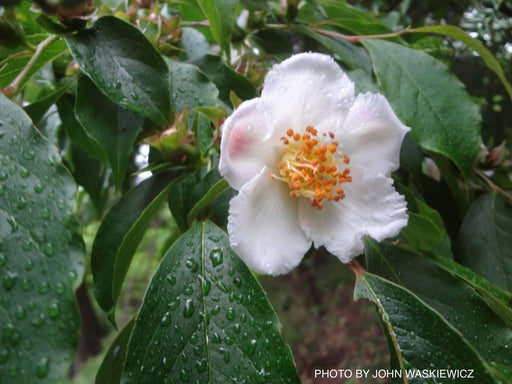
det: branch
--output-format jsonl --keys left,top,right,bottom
{"left": 2, "top": 35, "right": 58, "bottom": 97}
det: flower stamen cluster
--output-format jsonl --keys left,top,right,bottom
{"left": 270, "top": 126, "right": 351, "bottom": 209}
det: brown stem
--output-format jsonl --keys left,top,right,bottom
{"left": 475, "top": 169, "right": 512, "bottom": 203}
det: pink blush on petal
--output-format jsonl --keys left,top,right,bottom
{"left": 228, "top": 125, "right": 257, "bottom": 159}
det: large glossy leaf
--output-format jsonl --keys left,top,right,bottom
{"left": 166, "top": 59, "right": 219, "bottom": 112}
{"left": 354, "top": 270, "right": 504, "bottom": 384}
{"left": 196, "top": 0, "right": 238, "bottom": 56}
{"left": 364, "top": 238, "right": 512, "bottom": 367}
{"left": 363, "top": 39, "right": 482, "bottom": 175}
{"left": 122, "top": 221, "right": 301, "bottom": 384}
{"left": 0, "top": 94, "right": 84, "bottom": 383}
{"left": 193, "top": 55, "right": 258, "bottom": 106}
{"left": 75, "top": 76, "right": 144, "bottom": 189}
{"left": 458, "top": 192, "right": 512, "bottom": 293}
{"left": 409, "top": 25, "right": 512, "bottom": 99}
{"left": 65, "top": 16, "right": 172, "bottom": 126}
{"left": 92, "top": 169, "right": 183, "bottom": 322}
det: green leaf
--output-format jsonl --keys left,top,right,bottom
{"left": 91, "top": 169, "right": 183, "bottom": 321}
{"left": 0, "top": 93, "right": 84, "bottom": 383}
{"left": 354, "top": 270, "right": 505, "bottom": 384}
{"left": 432, "top": 254, "right": 512, "bottom": 328}
{"left": 196, "top": 0, "right": 238, "bottom": 56}
{"left": 68, "top": 144, "right": 107, "bottom": 213}
{"left": 23, "top": 81, "right": 73, "bottom": 124}
{"left": 180, "top": 27, "right": 210, "bottom": 61}
{"left": 0, "top": 37, "right": 67, "bottom": 90}
{"left": 187, "top": 178, "right": 229, "bottom": 224}
{"left": 166, "top": 59, "right": 219, "bottom": 112}
{"left": 402, "top": 199, "right": 447, "bottom": 252}
{"left": 75, "top": 76, "right": 144, "bottom": 189}
{"left": 95, "top": 318, "right": 135, "bottom": 384}
{"left": 363, "top": 39, "right": 482, "bottom": 175}
{"left": 65, "top": 16, "right": 172, "bottom": 125}
{"left": 56, "top": 95, "right": 106, "bottom": 162}
{"left": 458, "top": 192, "right": 512, "bottom": 293}
{"left": 193, "top": 54, "right": 258, "bottom": 106}
{"left": 168, "top": 167, "right": 226, "bottom": 232}
{"left": 364, "top": 238, "right": 512, "bottom": 367}
{"left": 122, "top": 221, "right": 301, "bottom": 384}
{"left": 409, "top": 25, "right": 512, "bottom": 100}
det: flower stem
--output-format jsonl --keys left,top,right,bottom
{"left": 349, "top": 259, "right": 366, "bottom": 275}
{"left": 2, "top": 35, "right": 58, "bottom": 97}
{"left": 475, "top": 169, "right": 512, "bottom": 203}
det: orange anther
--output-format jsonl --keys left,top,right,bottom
{"left": 287, "top": 129, "right": 294, "bottom": 137}
{"left": 293, "top": 133, "right": 301, "bottom": 141}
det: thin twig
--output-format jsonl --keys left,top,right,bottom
{"left": 2, "top": 35, "right": 58, "bottom": 97}
{"left": 475, "top": 169, "right": 512, "bottom": 203}
{"left": 311, "top": 25, "right": 410, "bottom": 42}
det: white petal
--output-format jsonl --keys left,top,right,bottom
{"left": 261, "top": 53, "right": 355, "bottom": 137}
{"left": 337, "top": 92, "right": 410, "bottom": 176}
{"left": 228, "top": 167, "right": 311, "bottom": 275}
{"left": 219, "top": 99, "right": 281, "bottom": 190}
{"left": 298, "top": 166, "right": 408, "bottom": 263}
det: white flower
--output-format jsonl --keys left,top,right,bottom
{"left": 219, "top": 52, "right": 409, "bottom": 276}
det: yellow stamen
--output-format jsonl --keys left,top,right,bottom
{"left": 272, "top": 126, "right": 351, "bottom": 209}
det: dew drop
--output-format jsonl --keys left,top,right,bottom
{"left": 55, "top": 283, "right": 65, "bottom": 294}
{"left": 14, "top": 305, "right": 25, "bottom": 320}
{"left": 226, "top": 307, "right": 235, "bottom": 320}
{"left": 209, "top": 249, "right": 223, "bottom": 267}
{"left": 43, "top": 244, "right": 54, "bottom": 256}
{"left": 184, "top": 285, "right": 194, "bottom": 295}
{"left": 190, "top": 333, "right": 198, "bottom": 344}
{"left": 180, "top": 368, "right": 189, "bottom": 382}
{"left": 31, "top": 314, "right": 45, "bottom": 328}
{"left": 3, "top": 271, "right": 18, "bottom": 291}
{"left": 208, "top": 235, "right": 220, "bottom": 243}
{"left": 38, "top": 282, "right": 49, "bottom": 294}
{"left": 19, "top": 168, "right": 30, "bottom": 178}
{"left": 169, "top": 297, "right": 180, "bottom": 310}
{"left": 247, "top": 339, "right": 257, "bottom": 355}
{"left": 48, "top": 302, "right": 60, "bottom": 318}
{"left": 33, "top": 184, "right": 44, "bottom": 193}
{"left": 192, "top": 345, "right": 203, "bottom": 356}
{"left": 0, "top": 253, "right": 7, "bottom": 266}
{"left": 25, "top": 260, "right": 34, "bottom": 271}
{"left": 167, "top": 274, "right": 176, "bottom": 285}
{"left": 211, "top": 305, "right": 220, "bottom": 315}
{"left": 161, "top": 312, "right": 172, "bottom": 326}
{"left": 7, "top": 216, "right": 18, "bottom": 233}
{"left": 35, "top": 357, "right": 49, "bottom": 378}
{"left": 183, "top": 299, "right": 194, "bottom": 318}
{"left": 186, "top": 258, "right": 198, "bottom": 272}
{"left": 196, "top": 359, "right": 207, "bottom": 373}
{"left": 212, "top": 332, "right": 221, "bottom": 343}
{"left": 220, "top": 347, "right": 230, "bottom": 363}
{"left": 40, "top": 208, "right": 51, "bottom": 220}
{"left": 0, "top": 172, "right": 7, "bottom": 181}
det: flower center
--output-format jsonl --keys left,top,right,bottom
{"left": 270, "top": 126, "right": 351, "bottom": 210}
